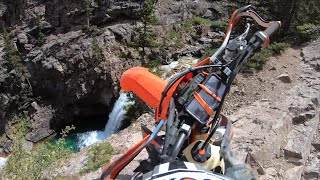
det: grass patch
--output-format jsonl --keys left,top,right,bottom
{"left": 183, "top": 20, "right": 193, "bottom": 33}
{"left": 82, "top": 142, "right": 113, "bottom": 173}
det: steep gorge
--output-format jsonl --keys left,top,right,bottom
{"left": 0, "top": 0, "right": 228, "bottom": 152}
{"left": 0, "top": 0, "right": 319, "bottom": 179}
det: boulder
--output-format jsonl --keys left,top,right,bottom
{"left": 25, "top": 128, "right": 54, "bottom": 143}
{"left": 265, "top": 167, "right": 278, "bottom": 177}
{"left": 277, "top": 74, "right": 292, "bottom": 83}
{"left": 292, "top": 111, "right": 316, "bottom": 125}
{"left": 245, "top": 153, "right": 265, "bottom": 175}
{"left": 198, "top": 36, "right": 212, "bottom": 44}
{"left": 16, "top": 32, "right": 28, "bottom": 44}
{"left": 303, "top": 159, "right": 320, "bottom": 179}
{"left": 284, "top": 166, "right": 304, "bottom": 180}
{"left": 203, "top": 9, "right": 213, "bottom": 19}
{"left": 283, "top": 110, "right": 319, "bottom": 164}
{"left": 3, "top": 140, "right": 13, "bottom": 154}
{"left": 108, "top": 24, "right": 134, "bottom": 43}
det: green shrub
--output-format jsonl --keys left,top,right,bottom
{"left": 0, "top": 120, "right": 74, "bottom": 179}
{"left": 84, "top": 25, "right": 103, "bottom": 36}
{"left": 3, "top": 31, "right": 29, "bottom": 78}
{"left": 145, "top": 60, "right": 164, "bottom": 77}
{"left": 146, "top": 59, "right": 161, "bottom": 69}
{"left": 244, "top": 48, "right": 273, "bottom": 70}
{"left": 183, "top": 17, "right": 228, "bottom": 34}
{"left": 122, "top": 93, "right": 148, "bottom": 129}
{"left": 200, "top": 48, "right": 218, "bottom": 60}
{"left": 37, "top": 31, "right": 46, "bottom": 45}
{"left": 191, "top": 16, "right": 213, "bottom": 26}
{"left": 210, "top": 20, "right": 228, "bottom": 32}
{"left": 294, "top": 23, "right": 319, "bottom": 43}
{"left": 91, "top": 38, "right": 104, "bottom": 66}
{"left": 166, "top": 29, "right": 184, "bottom": 49}
{"left": 82, "top": 142, "right": 113, "bottom": 173}
{"left": 296, "top": 23, "right": 315, "bottom": 31}
{"left": 243, "top": 42, "right": 290, "bottom": 71}
{"left": 266, "top": 42, "right": 290, "bottom": 54}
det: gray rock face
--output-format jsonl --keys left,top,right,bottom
{"left": 156, "top": 0, "right": 225, "bottom": 25}
{"left": 302, "top": 39, "right": 320, "bottom": 72}
{"left": 24, "top": 28, "right": 141, "bottom": 129}
{"left": 284, "top": 123, "right": 317, "bottom": 164}
{"left": 0, "top": 37, "right": 10, "bottom": 135}
{"left": 0, "top": 0, "right": 148, "bottom": 141}
{"left": 25, "top": 102, "right": 55, "bottom": 143}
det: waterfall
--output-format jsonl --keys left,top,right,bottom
{"left": 0, "top": 157, "right": 8, "bottom": 170}
{"left": 77, "top": 93, "right": 133, "bottom": 149}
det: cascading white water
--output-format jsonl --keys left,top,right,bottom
{"left": 0, "top": 157, "right": 8, "bottom": 170}
{"left": 77, "top": 93, "right": 133, "bottom": 149}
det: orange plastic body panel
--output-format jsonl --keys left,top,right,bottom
{"left": 120, "top": 67, "right": 167, "bottom": 111}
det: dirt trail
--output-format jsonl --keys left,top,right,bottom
{"left": 223, "top": 48, "right": 303, "bottom": 115}
{"left": 228, "top": 43, "right": 320, "bottom": 179}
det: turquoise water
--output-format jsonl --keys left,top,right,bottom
{"left": 50, "top": 133, "right": 80, "bottom": 153}
{"left": 50, "top": 93, "right": 132, "bottom": 153}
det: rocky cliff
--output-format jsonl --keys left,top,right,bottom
{"left": 0, "top": 0, "right": 229, "bottom": 151}
{"left": 0, "top": 0, "right": 147, "bottom": 145}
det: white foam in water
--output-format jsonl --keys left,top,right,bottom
{"left": 77, "top": 93, "right": 133, "bottom": 149}
{"left": 0, "top": 157, "right": 8, "bottom": 170}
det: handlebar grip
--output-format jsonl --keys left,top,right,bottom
{"left": 264, "top": 21, "right": 281, "bottom": 37}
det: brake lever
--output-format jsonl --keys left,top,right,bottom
{"left": 235, "top": 9, "right": 272, "bottom": 28}
{"left": 239, "top": 23, "right": 250, "bottom": 41}
{"left": 223, "top": 23, "right": 250, "bottom": 63}
{"left": 209, "top": 5, "right": 252, "bottom": 63}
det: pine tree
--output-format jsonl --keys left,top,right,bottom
{"left": 133, "top": 0, "right": 159, "bottom": 65}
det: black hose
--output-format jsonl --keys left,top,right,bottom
{"left": 169, "top": 131, "right": 187, "bottom": 160}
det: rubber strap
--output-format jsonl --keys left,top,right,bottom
{"left": 194, "top": 92, "right": 214, "bottom": 115}
{"left": 198, "top": 84, "right": 221, "bottom": 102}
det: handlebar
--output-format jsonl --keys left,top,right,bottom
{"left": 210, "top": 5, "right": 281, "bottom": 63}
{"left": 264, "top": 21, "right": 281, "bottom": 37}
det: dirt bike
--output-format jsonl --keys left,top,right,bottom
{"left": 100, "top": 5, "right": 281, "bottom": 180}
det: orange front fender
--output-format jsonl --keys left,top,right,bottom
{"left": 120, "top": 67, "right": 167, "bottom": 112}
